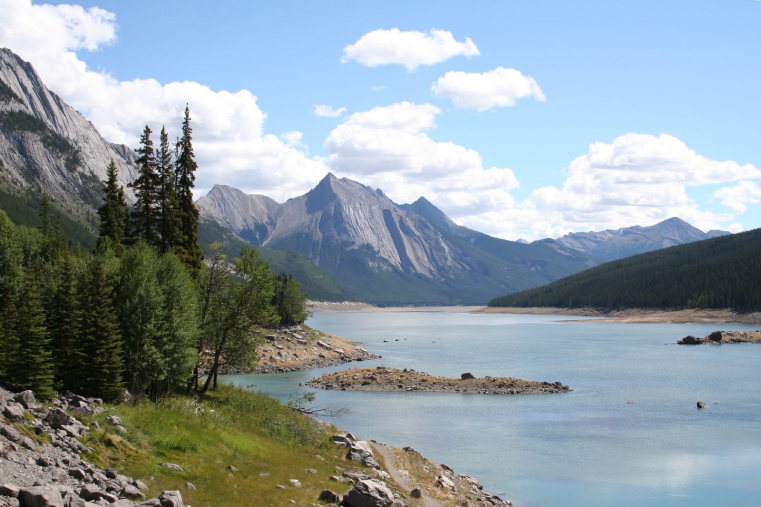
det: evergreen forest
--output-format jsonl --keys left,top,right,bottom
{"left": 489, "top": 227, "right": 761, "bottom": 310}
{"left": 0, "top": 107, "right": 308, "bottom": 401}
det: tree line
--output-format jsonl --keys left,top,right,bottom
{"left": 0, "top": 106, "right": 307, "bottom": 401}
{"left": 488, "top": 227, "right": 761, "bottom": 310}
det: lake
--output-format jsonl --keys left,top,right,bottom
{"left": 226, "top": 310, "right": 761, "bottom": 506}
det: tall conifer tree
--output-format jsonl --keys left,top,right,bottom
{"left": 129, "top": 126, "right": 160, "bottom": 246}
{"left": 12, "top": 272, "right": 54, "bottom": 398}
{"left": 98, "top": 160, "right": 129, "bottom": 251}
{"left": 174, "top": 106, "right": 203, "bottom": 274}
{"left": 157, "top": 127, "right": 181, "bottom": 253}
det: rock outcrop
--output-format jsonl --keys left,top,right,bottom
{"left": 304, "top": 366, "right": 571, "bottom": 395}
{"left": 0, "top": 47, "right": 137, "bottom": 219}
{"left": 677, "top": 330, "right": 761, "bottom": 345}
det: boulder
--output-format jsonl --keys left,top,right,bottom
{"left": 0, "top": 484, "right": 20, "bottom": 498}
{"left": 342, "top": 479, "right": 394, "bottom": 507}
{"left": 106, "top": 416, "right": 123, "bottom": 426}
{"left": 319, "top": 489, "right": 341, "bottom": 503}
{"left": 435, "top": 475, "right": 455, "bottom": 491}
{"left": 0, "top": 424, "right": 23, "bottom": 443}
{"left": 410, "top": 488, "right": 421, "bottom": 498}
{"left": 158, "top": 463, "right": 184, "bottom": 472}
{"left": 677, "top": 335, "right": 703, "bottom": 345}
{"left": 13, "top": 391, "right": 37, "bottom": 410}
{"left": 158, "top": 490, "right": 184, "bottom": 507}
{"left": 3, "top": 405, "right": 25, "bottom": 423}
{"left": 697, "top": 401, "right": 707, "bottom": 409}
{"left": 18, "top": 486, "right": 64, "bottom": 507}
{"left": 460, "top": 372, "right": 475, "bottom": 380}
{"left": 708, "top": 331, "right": 724, "bottom": 342}
{"left": 43, "top": 408, "right": 71, "bottom": 429}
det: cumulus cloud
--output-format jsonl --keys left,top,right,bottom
{"left": 715, "top": 180, "right": 761, "bottom": 213}
{"left": 0, "top": 0, "right": 329, "bottom": 201}
{"left": 342, "top": 28, "right": 480, "bottom": 71}
{"left": 432, "top": 67, "right": 546, "bottom": 111}
{"left": 507, "top": 133, "right": 761, "bottom": 238}
{"left": 325, "top": 101, "right": 518, "bottom": 218}
{"left": 313, "top": 104, "right": 347, "bottom": 118}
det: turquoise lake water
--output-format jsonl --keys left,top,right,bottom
{"left": 226, "top": 311, "right": 761, "bottom": 506}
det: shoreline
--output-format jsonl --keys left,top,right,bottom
{"left": 309, "top": 301, "right": 761, "bottom": 324}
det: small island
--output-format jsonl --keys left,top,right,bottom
{"left": 302, "top": 366, "right": 571, "bottom": 394}
{"left": 677, "top": 330, "right": 761, "bottom": 345}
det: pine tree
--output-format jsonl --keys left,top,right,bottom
{"left": 97, "top": 160, "right": 129, "bottom": 251}
{"left": 11, "top": 271, "right": 54, "bottom": 398}
{"left": 129, "top": 126, "right": 160, "bottom": 247}
{"left": 157, "top": 127, "right": 181, "bottom": 253}
{"left": 79, "top": 255, "right": 124, "bottom": 400}
{"left": 174, "top": 106, "right": 203, "bottom": 274}
{"left": 48, "top": 252, "right": 83, "bottom": 390}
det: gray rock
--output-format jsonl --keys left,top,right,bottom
{"left": 17, "top": 486, "right": 64, "bottom": 507}
{"left": 460, "top": 372, "right": 475, "bottom": 380}
{"left": 3, "top": 405, "right": 25, "bottom": 423}
{"left": 158, "top": 490, "right": 183, "bottom": 507}
{"left": 288, "top": 479, "right": 301, "bottom": 488}
{"left": 697, "top": 401, "right": 707, "bottom": 409}
{"left": 435, "top": 475, "right": 455, "bottom": 491}
{"left": 410, "top": 488, "right": 421, "bottom": 498}
{"left": 1, "top": 424, "right": 23, "bottom": 442}
{"left": 0, "top": 484, "right": 20, "bottom": 498}
{"left": 318, "top": 489, "right": 341, "bottom": 503}
{"left": 43, "top": 409, "right": 71, "bottom": 429}
{"left": 157, "top": 463, "right": 184, "bottom": 472}
{"left": 13, "top": 391, "right": 37, "bottom": 410}
{"left": 78, "top": 484, "right": 101, "bottom": 502}
{"left": 105, "top": 416, "right": 123, "bottom": 427}
{"left": 342, "top": 479, "right": 394, "bottom": 507}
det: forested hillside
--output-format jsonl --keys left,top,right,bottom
{"left": 489, "top": 228, "right": 761, "bottom": 310}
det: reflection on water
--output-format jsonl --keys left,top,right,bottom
{"left": 225, "top": 311, "right": 761, "bottom": 506}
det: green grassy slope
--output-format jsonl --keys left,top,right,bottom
{"left": 489, "top": 228, "right": 761, "bottom": 310}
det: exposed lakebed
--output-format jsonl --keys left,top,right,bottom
{"left": 226, "top": 310, "right": 761, "bottom": 507}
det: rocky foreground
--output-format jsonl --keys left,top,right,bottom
{"left": 0, "top": 387, "right": 181, "bottom": 507}
{"left": 303, "top": 367, "right": 571, "bottom": 395}
{"left": 677, "top": 330, "right": 761, "bottom": 345}
{"left": 1, "top": 385, "right": 514, "bottom": 506}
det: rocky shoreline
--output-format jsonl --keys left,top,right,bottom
{"left": 302, "top": 367, "right": 571, "bottom": 395}
{"left": 0, "top": 384, "right": 513, "bottom": 506}
{"left": 677, "top": 330, "right": 761, "bottom": 345}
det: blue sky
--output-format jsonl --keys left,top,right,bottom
{"left": 1, "top": 0, "right": 759, "bottom": 239}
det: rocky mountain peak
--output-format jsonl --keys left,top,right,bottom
{"left": 0, "top": 47, "right": 137, "bottom": 218}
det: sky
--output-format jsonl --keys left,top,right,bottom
{"left": 1, "top": 0, "right": 760, "bottom": 240}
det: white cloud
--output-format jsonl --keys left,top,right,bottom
{"left": 715, "top": 180, "right": 761, "bottom": 213}
{"left": 313, "top": 104, "right": 347, "bottom": 118}
{"left": 342, "top": 28, "right": 480, "bottom": 71}
{"left": 0, "top": 0, "right": 329, "bottom": 201}
{"left": 325, "top": 101, "right": 518, "bottom": 218}
{"left": 506, "top": 133, "right": 761, "bottom": 239}
{"left": 432, "top": 67, "right": 546, "bottom": 111}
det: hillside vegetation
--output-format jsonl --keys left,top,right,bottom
{"left": 489, "top": 228, "right": 761, "bottom": 310}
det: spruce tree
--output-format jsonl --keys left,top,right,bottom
{"left": 79, "top": 255, "right": 124, "bottom": 400}
{"left": 49, "top": 253, "right": 83, "bottom": 391}
{"left": 129, "top": 126, "right": 160, "bottom": 247}
{"left": 157, "top": 127, "right": 181, "bottom": 253}
{"left": 97, "top": 160, "right": 129, "bottom": 251}
{"left": 11, "top": 271, "right": 54, "bottom": 398}
{"left": 174, "top": 106, "right": 203, "bottom": 274}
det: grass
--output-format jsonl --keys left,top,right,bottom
{"left": 80, "top": 384, "right": 362, "bottom": 506}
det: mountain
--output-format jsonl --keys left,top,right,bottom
{"left": 535, "top": 217, "right": 730, "bottom": 262}
{"left": 0, "top": 47, "right": 137, "bottom": 241}
{"left": 489, "top": 227, "right": 760, "bottom": 310}
{"left": 197, "top": 174, "right": 597, "bottom": 305}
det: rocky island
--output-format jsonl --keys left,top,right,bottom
{"left": 677, "top": 330, "right": 761, "bottom": 345}
{"left": 303, "top": 366, "right": 571, "bottom": 394}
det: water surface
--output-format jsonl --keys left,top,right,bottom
{"left": 226, "top": 311, "right": 761, "bottom": 506}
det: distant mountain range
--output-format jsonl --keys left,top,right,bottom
{"left": 0, "top": 47, "right": 737, "bottom": 305}
{"left": 196, "top": 175, "right": 730, "bottom": 305}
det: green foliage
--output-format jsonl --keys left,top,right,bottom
{"left": 97, "top": 160, "right": 128, "bottom": 251}
{"left": 156, "top": 127, "right": 181, "bottom": 253}
{"left": 174, "top": 106, "right": 203, "bottom": 274}
{"left": 489, "top": 228, "right": 761, "bottom": 310}
{"left": 273, "top": 273, "right": 308, "bottom": 325}
{"left": 129, "top": 126, "right": 160, "bottom": 247}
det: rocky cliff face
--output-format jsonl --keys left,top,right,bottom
{"left": 197, "top": 173, "right": 596, "bottom": 304}
{"left": 0, "top": 47, "right": 136, "bottom": 219}
{"left": 537, "top": 217, "right": 730, "bottom": 262}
